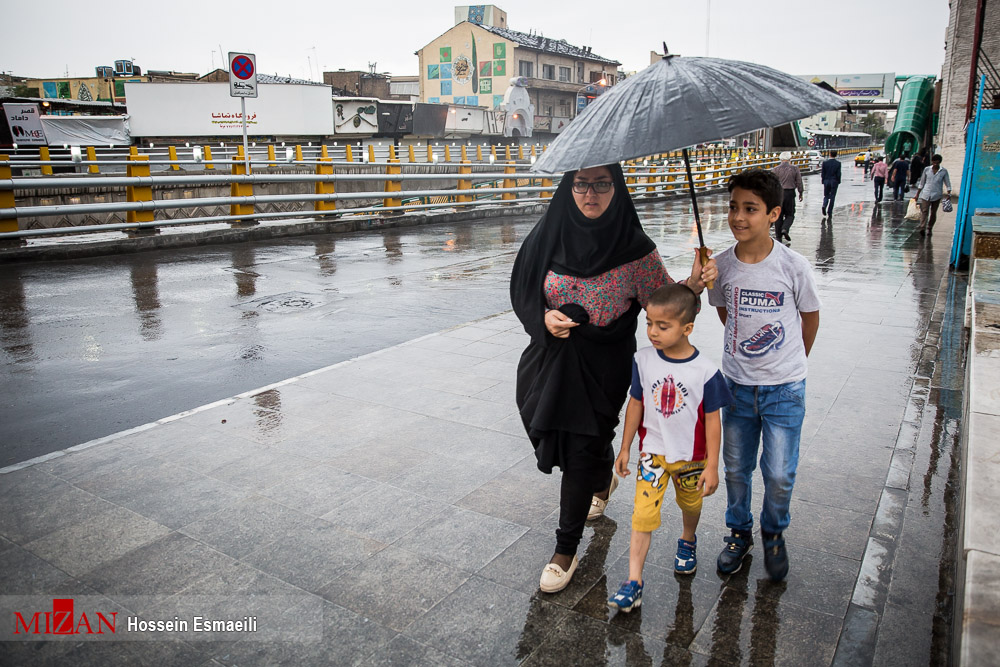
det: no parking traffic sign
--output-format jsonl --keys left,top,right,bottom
{"left": 807, "top": 137, "right": 816, "bottom": 147}
{"left": 229, "top": 52, "right": 257, "bottom": 98}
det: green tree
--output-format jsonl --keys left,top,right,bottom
{"left": 860, "top": 115, "right": 888, "bottom": 141}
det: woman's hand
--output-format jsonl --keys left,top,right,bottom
{"left": 545, "top": 309, "right": 578, "bottom": 338}
{"left": 688, "top": 248, "right": 718, "bottom": 293}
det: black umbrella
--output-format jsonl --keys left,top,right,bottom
{"left": 532, "top": 49, "right": 847, "bottom": 283}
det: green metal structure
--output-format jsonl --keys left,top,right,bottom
{"left": 884, "top": 75, "right": 936, "bottom": 160}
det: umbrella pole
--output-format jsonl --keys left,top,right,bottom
{"left": 682, "top": 149, "right": 713, "bottom": 289}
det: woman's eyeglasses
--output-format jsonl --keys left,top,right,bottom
{"left": 572, "top": 181, "right": 613, "bottom": 194}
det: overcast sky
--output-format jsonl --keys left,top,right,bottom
{"left": 2, "top": 0, "right": 950, "bottom": 81}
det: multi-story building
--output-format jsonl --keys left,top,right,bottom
{"left": 936, "top": 0, "right": 1000, "bottom": 189}
{"left": 417, "top": 5, "right": 620, "bottom": 128}
{"left": 323, "top": 70, "right": 391, "bottom": 100}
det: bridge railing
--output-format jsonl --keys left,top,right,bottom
{"left": 0, "top": 151, "right": 810, "bottom": 241}
{"left": 2, "top": 143, "right": 775, "bottom": 173}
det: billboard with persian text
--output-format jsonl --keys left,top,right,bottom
{"left": 124, "top": 82, "right": 334, "bottom": 137}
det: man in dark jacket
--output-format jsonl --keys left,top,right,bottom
{"left": 821, "top": 151, "right": 842, "bottom": 218}
{"left": 889, "top": 155, "right": 910, "bottom": 201}
{"left": 908, "top": 152, "right": 925, "bottom": 187}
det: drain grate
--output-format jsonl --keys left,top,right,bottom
{"left": 235, "top": 292, "right": 324, "bottom": 313}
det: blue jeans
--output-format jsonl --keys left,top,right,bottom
{"left": 722, "top": 379, "right": 806, "bottom": 535}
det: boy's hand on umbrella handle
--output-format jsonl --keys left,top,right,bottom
{"left": 690, "top": 247, "right": 716, "bottom": 292}
{"left": 545, "top": 309, "right": 578, "bottom": 338}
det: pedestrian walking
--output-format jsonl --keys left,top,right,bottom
{"left": 510, "top": 163, "right": 717, "bottom": 593}
{"left": 770, "top": 151, "right": 803, "bottom": 243}
{"left": 889, "top": 154, "right": 910, "bottom": 201}
{"left": 913, "top": 154, "right": 952, "bottom": 236}
{"left": 607, "top": 284, "right": 732, "bottom": 613}
{"left": 820, "top": 151, "right": 841, "bottom": 218}
{"left": 909, "top": 151, "right": 925, "bottom": 188}
{"left": 871, "top": 156, "right": 888, "bottom": 203}
{"left": 863, "top": 152, "right": 873, "bottom": 179}
{"left": 708, "top": 169, "right": 821, "bottom": 582}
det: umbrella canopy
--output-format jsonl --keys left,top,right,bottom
{"left": 531, "top": 54, "right": 847, "bottom": 174}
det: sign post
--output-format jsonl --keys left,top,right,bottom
{"left": 228, "top": 52, "right": 257, "bottom": 174}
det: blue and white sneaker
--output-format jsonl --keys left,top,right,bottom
{"left": 674, "top": 537, "right": 697, "bottom": 575}
{"left": 607, "top": 580, "right": 643, "bottom": 612}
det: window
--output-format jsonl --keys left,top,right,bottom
{"left": 590, "top": 71, "right": 603, "bottom": 83}
{"left": 544, "top": 105, "right": 553, "bottom": 116}
{"left": 519, "top": 61, "right": 533, "bottom": 78}
{"left": 576, "top": 63, "right": 584, "bottom": 83}
{"left": 557, "top": 98, "right": 569, "bottom": 117}
{"left": 542, "top": 64, "right": 555, "bottom": 80}
{"left": 559, "top": 66, "right": 571, "bottom": 82}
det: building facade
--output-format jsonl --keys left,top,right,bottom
{"left": 936, "top": 0, "right": 1000, "bottom": 189}
{"left": 323, "top": 71, "right": 391, "bottom": 100}
{"left": 417, "top": 5, "right": 620, "bottom": 129}
{"left": 18, "top": 60, "right": 151, "bottom": 105}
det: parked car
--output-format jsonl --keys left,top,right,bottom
{"left": 806, "top": 150, "right": 822, "bottom": 170}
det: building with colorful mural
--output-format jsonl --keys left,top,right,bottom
{"left": 417, "top": 5, "right": 620, "bottom": 131}
{"left": 17, "top": 61, "right": 158, "bottom": 107}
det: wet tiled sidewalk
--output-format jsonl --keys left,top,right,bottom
{"left": 0, "top": 177, "right": 965, "bottom": 665}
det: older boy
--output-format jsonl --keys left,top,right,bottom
{"left": 708, "top": 169, "right": 821, "bottom": 582}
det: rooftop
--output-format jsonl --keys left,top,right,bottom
{"left": 476, "top": 24, "right": 620, "bottom": 66}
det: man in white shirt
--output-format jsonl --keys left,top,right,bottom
{"left": 913, "top": 154, "right": 952, "bottom": 236}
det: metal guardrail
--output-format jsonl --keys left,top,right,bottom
{"left": 1, "top": 143, "right": 749, "bottom": 173}
{"left": 0, "top": 152, "right": 808, "bottom": 241}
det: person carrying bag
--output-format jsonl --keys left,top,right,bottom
{"left": 913, "top": 154, "right": 952, "bottom": 236}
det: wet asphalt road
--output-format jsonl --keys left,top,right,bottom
{"left": 0, "top": 162, "right": 902, "bottom": 467}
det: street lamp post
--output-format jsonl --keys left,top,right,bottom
{"left": 575, "top": 79, "right": 607, "bottom": 117}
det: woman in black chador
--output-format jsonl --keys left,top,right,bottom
{"left": 511, "top": 163, "right": 715, "bottom": 592}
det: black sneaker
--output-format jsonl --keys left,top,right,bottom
{"left": 762, "top": 531, "right": 789, "bottom": 582}
{"left": 717, "top": 530, "right": 753, "bottom": 574}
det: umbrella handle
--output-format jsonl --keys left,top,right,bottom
{"left": 699, "top": 246, "right": 714, "bottom": 290}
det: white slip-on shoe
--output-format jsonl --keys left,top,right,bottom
{"left": 539, "top": 556, "right": 579, "bottom": 593}
{"left": 587, "top": 474, "right": 619, "bottom": 521}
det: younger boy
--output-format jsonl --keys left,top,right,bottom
{"left": 708, "top": 169, "right": 821, "bottom": 582}
{"left": 607, "top": 284, "right": 732, "bottom": 612}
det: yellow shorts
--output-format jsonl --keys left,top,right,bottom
{"left": 632, "top": 452, "right": 706, "bottom": 532}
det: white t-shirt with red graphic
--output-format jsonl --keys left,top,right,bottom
{"left": 630, "top": 347, "right": 732, "bottom": 463}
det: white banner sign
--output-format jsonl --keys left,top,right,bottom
{"left": 4, "top": 103, "right": 47, "bottom": 145}
{"left": 332, "top": 99, "right": 379, "bottom": 135}
{"left": 802, "top": 73, "right": 895, "bottom": 100}
{"left": 125, "top": 82, "right": 334, "bottom": 137}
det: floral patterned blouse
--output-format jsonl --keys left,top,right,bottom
{"left": 544, "top": 250, "right": 673, "bottom": 326}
